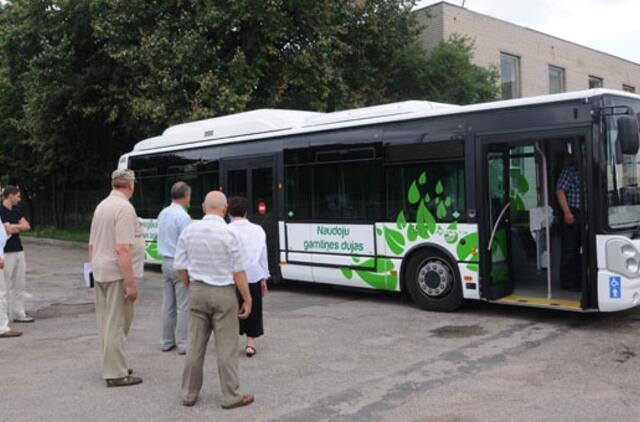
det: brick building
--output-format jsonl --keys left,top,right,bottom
{"left": 414, "top": 1, "right": 640, "bottom": 99}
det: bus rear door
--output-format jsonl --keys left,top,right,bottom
{"left": 222, "top": 155, "right": 279, "bottom": 278}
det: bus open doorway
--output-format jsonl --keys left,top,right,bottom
{"left": 480, "top": 136, "right": 587, "bottom": 310}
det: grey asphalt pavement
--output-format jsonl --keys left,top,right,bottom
{"left": 1, "top": 240, "right": 640, "bottom": 422}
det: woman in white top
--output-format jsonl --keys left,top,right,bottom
{"left": 228, "top": 197, "right": 269, "bottom": 357}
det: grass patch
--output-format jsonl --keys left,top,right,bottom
{"left": 22, "top": 226, "right": 89, "bottom": 243}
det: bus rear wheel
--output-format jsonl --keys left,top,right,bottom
{"left": 405, "top": 249, "right": 464, "bottom": 312}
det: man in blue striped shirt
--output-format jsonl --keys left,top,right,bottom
{"left": 157, "top": 181, "right": 192, "bottom": 354}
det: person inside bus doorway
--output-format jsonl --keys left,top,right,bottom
{"left": 556, "top": 152, "right": 583, "bottom": 292}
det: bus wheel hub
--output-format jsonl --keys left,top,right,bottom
{"left": 417, "top": 260, "right": 452, "bottom": 297}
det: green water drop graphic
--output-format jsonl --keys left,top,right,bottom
{"left": 408, "top": 181, "right": 420, "bottom": 204}
{"left": 437, "top": 202, "right": 447, "bottom": 219}
{"left": 418, "top": 172, "right": 427, "bottom": 185}
{"left": 396, "top": 210, "right": 407, "bottom": 230}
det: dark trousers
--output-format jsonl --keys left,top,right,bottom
{"left": 560, "top": 208, "right": 582, "bottom": 289}
{"left": 239, "top": 282, "right": 264, "bottom": 338}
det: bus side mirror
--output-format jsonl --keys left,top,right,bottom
{"left": 617, "top": 115, "right": 640, "bottom": 155}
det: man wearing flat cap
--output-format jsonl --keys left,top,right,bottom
{"left": 89, "top": 169, "right": 145, "bottom": 387}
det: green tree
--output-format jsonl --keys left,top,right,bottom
{"left": 0, "top": 1, "right": 498, "bottom": 229}
{"left": 388, "top": 34, "right": 499, "bottom": 104}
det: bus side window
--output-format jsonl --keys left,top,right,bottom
{"left": 312, "top": 160, "right": 383, "bottom": 222}
{"left": 385, "top": 141, "right": 465, "bottom": 223}
{"left": 284, "top": 166, "right": 311, "bottom": 220}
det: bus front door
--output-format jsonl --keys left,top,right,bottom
{"left": 222, "top": 155, "right": 279, "bottom": 278}
{"left": 481, "top": 145, "right": 514, "bottom": 299}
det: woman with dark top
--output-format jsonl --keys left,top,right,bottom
{"left": 228, "top": 196, "right": 269, "bottom": 357}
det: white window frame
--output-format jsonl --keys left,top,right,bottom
{"left": 548, "top": 65, "right": 566, "bottom": 94}
{"left": 500, "top": 52, "right": 521, "bottom": 100}
{"left": 589, "top": 75, "right": 603, "bottom": 89}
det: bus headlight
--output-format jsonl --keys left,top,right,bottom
{"left": 622, "top": 244, "right": 636, "bottom": 257}
{"left": 607, "top": 239, "right": 640, "bottom": 278}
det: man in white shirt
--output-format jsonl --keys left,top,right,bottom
{"left": 156, "top": 181, "right": 192, "bottom": 354}
{"left": 174, "top": 190, "right": 254, "bottom": 409}
{"left": 228, "top": 196, "right": 269, "bottom": 357}
{"left": 0, "top": 214, "right": 22, "bottom": 338}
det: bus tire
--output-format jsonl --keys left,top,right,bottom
{"left": 404, "top": 249, "right": 464, "bottom": 312}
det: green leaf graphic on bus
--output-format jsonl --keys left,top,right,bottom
{"left": 456, "top": 232, "right": 479, "bottom": 272}
{"left": 407, "top": 223, "right": 418, "bottom": 242}
{"left": 416, "top": 200, "right": 436, "bottom": 238}
{"left": 340, "top": 170, "right": 474, "bottom": 288}
{"left": 396, "top": 210, "right": 407, "bottom": 230}
{"left": 444, "top": 223, "right": 458, "bottom": 244}
{"left": 342, "top": 257, "right": 397, "bottom": 291}
{"left": 384, "top": 226, "right": 405, "bottom": 255}
{"left": 146, "top": 241, "right": 162, "bottom": 261}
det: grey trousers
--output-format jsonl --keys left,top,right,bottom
{"left": 182, "top": 282, "right": 242, "bottom": 406}
{"left": 161, "top": 258, "right": 188, "bottom": 352}
{"left": 0, "top": 269, "right": 11, "bottom": 334}
{"left": 95, "top": 280, "right": 134, "bottom": 379}
{"left": 4, "top": 251, "right": 27, "bottom": 320}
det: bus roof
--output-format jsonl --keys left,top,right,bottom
{"left": 129, "top": 89, "right": 640, "bottom": 156}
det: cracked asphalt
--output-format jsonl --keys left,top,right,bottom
{"left": 1, "top": 239, "right": 640, "bottom": 421}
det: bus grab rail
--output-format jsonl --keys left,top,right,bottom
{"left": 488, "top": 202, "right": 511, "bottom": 252}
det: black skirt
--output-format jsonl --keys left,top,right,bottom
{"left": 239, "top": 282, "right": 264, "bottom": 338}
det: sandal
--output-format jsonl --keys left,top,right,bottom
{"left": 245, "top": 346, "right": 256, "bottom": 357}
{"left": 222, "top": 394, "right": 254, "bottom": 409}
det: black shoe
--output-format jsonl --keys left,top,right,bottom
{"left": 105, "top": 375, "right": 142, "bottom": 387}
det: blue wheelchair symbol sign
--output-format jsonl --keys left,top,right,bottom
{"left": 609, "top": 276, "right": 621, "bottom": 299}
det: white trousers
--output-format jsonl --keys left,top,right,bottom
{"left": 4, "top": 251, "right": 27, "bottom": 320}
{"left": 0, "top": 269, "right": 10, "bottom": 334}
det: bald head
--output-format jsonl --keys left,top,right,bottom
{"left": 203, "top": 191, "right": 227, "bottom": 216}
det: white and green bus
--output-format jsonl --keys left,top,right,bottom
{"left": 118, "top": 89, "right": 640, "bottom": 313}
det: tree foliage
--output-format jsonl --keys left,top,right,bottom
{"left": 0, "top": 0, "right": 498, "bottom": 228}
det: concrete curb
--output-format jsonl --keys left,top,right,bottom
{"left": 22, "top": 236, "right": 87, "bottom": 249}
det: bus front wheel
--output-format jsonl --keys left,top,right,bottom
{"left": 404, "top": 249, "right": 464, "bottom": 312}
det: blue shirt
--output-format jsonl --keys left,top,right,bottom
{"left": 556, "top": 166, "right": 581, "bottom": 209}
{"left": 157, "top": 202, "right": 191, "bottom": 258}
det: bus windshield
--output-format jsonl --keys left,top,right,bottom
{"left": 607, "top": 98, "right": 640, "bottom": 229}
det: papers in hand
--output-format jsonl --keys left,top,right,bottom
{"left": 83, "top": 262, "right": 94, "bottom": 288}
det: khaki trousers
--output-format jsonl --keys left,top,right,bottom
{"left": 95, "top": 280, "right": 134, "bottom": 379}
{"left": 182, "top": 282, "right": 242, "bottom": 406}
{"left": 4, "top": 251, "right": 27, "bottom": 320}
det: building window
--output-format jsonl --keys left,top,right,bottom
{"left": 623, "top": 84, "right": 636, "bottom": 93}
{"left": 500, "top": 53, "right": 521, "bottom": 100}
{"left": 589, "top": 75, "right": 603, "bottom": 89}
{"left": 548, "top": 65, "right": 565, "bottom": 94}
